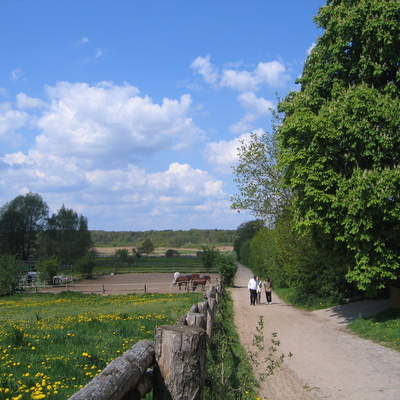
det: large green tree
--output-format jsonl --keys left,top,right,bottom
{"left": 0, "top": 192, "right": 49, "bottom": 260}
{"left": 277, "top": 0, "right": 400, "bottom": 292}
{"left": 42, "top": 205, "right": 92, "bottom": 264}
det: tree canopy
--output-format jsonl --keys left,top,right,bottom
{"left": 277, "top": 0, "right": 400, "bottom": 292}
{"left": 0, "top": 192, "right": 48, "bottom": 260}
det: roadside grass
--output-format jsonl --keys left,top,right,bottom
{"left": 348, "top": 308, "right": 400, "bottom": 352}
{"left": 205, "top": 290, "right": 260, "bottom": 400}
{"left": 0, "top": 291, "right": 202, "bottom": 400}
{"left": 275, "top": 287, "right": 400, "bottom": 353}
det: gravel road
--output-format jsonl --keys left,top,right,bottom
{"left": 230, "top": 264, "right": 400, "bottom": 400}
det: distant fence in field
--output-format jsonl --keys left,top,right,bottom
{"left": 69, "top": 283, "right": 222, "bottom": 400}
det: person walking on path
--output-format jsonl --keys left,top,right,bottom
{"left": 256, "top": 276, "right": 262, "bottom": 304}
{"left": 263, "top": 276, "right": 273, "bottom": 304}
{"left": 248, "top": 275, "right": 258, "bottom": 305}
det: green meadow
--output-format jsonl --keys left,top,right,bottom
{"left": 0, "top": 291, "right": 202, "bottom": 400}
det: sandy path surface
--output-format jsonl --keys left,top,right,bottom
{"left": 230, "top": 264, "right": 400, "bottom": 400}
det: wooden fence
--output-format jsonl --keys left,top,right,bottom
{"left": 68, "top": 283, "right": 221, "bottom": 400}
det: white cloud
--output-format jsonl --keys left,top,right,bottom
{"left": 229, "top": 92, "right": 274, "bottom": 133}
{"left": 190, "top": 55, "right": 219, "bottom": 85}
{"left": 16, "top": 93, "right": 46, "bottom": 109}
{"left": 10, "top": 68, "right": 24, "bottom": 81}
{"left": 205, "top": 131, "right": 258, "bottom": 174}
{"left": 34, "top": 81, "right": 203, "bottom": 163}
{"left": 192, "top": 56, "right": 290, "bottom": 91}
{"left": 0, "top": 103, "right": 30, "bottom": 142}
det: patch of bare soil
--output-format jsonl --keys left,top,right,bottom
{"left": 41, "top": 272, "right": 220, "bottom": 295}
{"left": 230, "top": 264, "right": 400, "bottom": 400}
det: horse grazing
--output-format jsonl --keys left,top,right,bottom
{"left": 192, "top": 275, "right": 211, "bottom": 291}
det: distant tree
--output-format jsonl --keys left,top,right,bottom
{"left": 215, "top": 253, "right": 237, "bottom": 286}
{"left": 41, "top": 205, "right": 92, "bottom": 264}
{"left": 165, "top": 249, "right": 180, "bottom": 258}
{"left": 233, "top": 220, "right": 264, "bottom": 261}
{"left": 139, "top": 239, "right": 154, "bottom": 256}
{"left": 0, "top": 254, "right": 24, "bottom": 296}
{"left": 199, "top": 246, "right": 220, "bottom": 272}
{"left": 113, "top": 249, "right": 130, "bottom": 274}
{"left": 74, "top": 253, "right": 95, "bottom": 279}
{"left": 35, "top": 256, "right": 60, "bottom": 284}
{"left": 0, "top": 192, "right": 49, "bottom": 260}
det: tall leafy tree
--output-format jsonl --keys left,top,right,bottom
{"left": 42, "top": 205, "right": 92, "bottom": 263}
{"left": 231, "top": 128, "right": 291, "bottom": 225}
{"left": 277, "top": 0, "right": 400, "bottom": 292}
{"left": 0, "top": 192, "right": 49, "bottom": 260}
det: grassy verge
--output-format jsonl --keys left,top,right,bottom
{"left": 204, "top": 290, "right": 260, "bottom": 400}
{"left": 0, "top": 291, "right": 202, "bottom": 400}
{"left": 348, "top": 308, "right": 400, "bottom": 352}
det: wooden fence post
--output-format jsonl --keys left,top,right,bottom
{"left": 153, "top": 325, "right": 206, "bottom": 400}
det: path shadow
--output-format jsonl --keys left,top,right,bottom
{"left": 316, "top": 298, "right": 391, "bottom": 325}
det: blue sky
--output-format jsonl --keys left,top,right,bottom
{"left": 0, "top": 0, "right": 325, "bottom": 231}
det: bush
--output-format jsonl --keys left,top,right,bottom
{"left": 35, "top": 256, "right": 60, "bottom": 284}
{"left": 74, "top": 253, "right": 95, "bottom": 278}
{"left": 0, "top": 254, "right": 23, "bottom": 295}
{"left": 216, "top": 253, "right": 237, "bottom": 287}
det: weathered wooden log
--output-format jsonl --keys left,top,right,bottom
{"left": 197, "top": 300, "right": 208, "bottom": 314}
{"left": 206, "top": 298, "right": 217, "bottom": 338}
{"left": 153, "top": 325, "right": 207, "bottom": 400}
{"left": 186, "top": 312, "right": 206, "bottom": 330}
{"left": 69, "top": 340, "right": 155, "bottom": 400}
{"left": 189, "top": 303, "right": 199, "bottom": 313}
{"left": 121, "top": 370, "right": 153, "bottom": 400}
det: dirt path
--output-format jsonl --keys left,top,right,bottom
{"left": 230, "top": 264, "right": 400, "bottom": 400}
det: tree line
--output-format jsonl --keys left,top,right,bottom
{"left": 232, "top": 0, "right": 400, "bottom": 306}
{"left": 91, "top": 229, "right": 236, "bottom": 248}
{"left": 0, "top": 192, "right": 93, "bottom": 294}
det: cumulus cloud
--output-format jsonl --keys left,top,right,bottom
{"left": 0, "top": 102, "right": 30, "bottom": 142}
{"left": 204, "top": 131, "right": 259, "bottom": 174}
{"left": 34, "top": 81, "right": 203, "bottom": 163}
{"left": 16, "top": 93, "right": 46, "bottom": 109}
{"left": 230, "top": 92, "right": 274, "bottom": 134}
{"left": 192, "top": 55, "right": 290, "bottom": 91}
{"left": 190, "top": 55, "right": 219, "bottom": 85}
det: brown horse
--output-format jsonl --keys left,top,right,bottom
{"left": 192, "top": 275, "right": 211, "bottom": 291}
{"left": 174, "top": 275, "right": 192, "bottom": 289}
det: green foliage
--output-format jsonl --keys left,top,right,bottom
{"left": 215, "top": 253, "right": 237, "bottom": 287}
{"left": 165, "top": 249, "right": 180, "bottom": 258}
{"left": 139, "top": 238, "right": 155, "bottom": 255}
{"left": 0, "top": 254, "right": 23, "bottom": 296}
{"left": 233, "top": 220, "right": 263, "bottom": 262}
{"left": 74, "top": 253, "right": 95, "bottom": 278}
{"left": 231, "top": 129, "right": 290, "bottom": 222}
{"left": 0, "top": 192, "right": 49, "bottom": 260}
{"left": 277, "top": 0, "right": 400, "bottom": 292}
{"left": 113, "top": 248, "right": 131, "bottom": 273}
{"left": 199, "top": 246, "right": 220, "bottom": 272}
{"left": 91, "top": 229, "right": 236, "bottom": 248}
{"left": 35, "top": 256, "right": 60, "bottom": 284}
{"left": 41, "top": 205, "right": 92, "bottom": 264}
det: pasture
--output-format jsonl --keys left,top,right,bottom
{"left": 0, "top": 291, "right": 203, "bottom": 400}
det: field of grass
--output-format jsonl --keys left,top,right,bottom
{"left": 0, "top": 291, "right": 202, "bottom": 400}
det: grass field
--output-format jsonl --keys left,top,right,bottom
{"left": 0, "top": 291, "right": 203, "bottom": 400}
